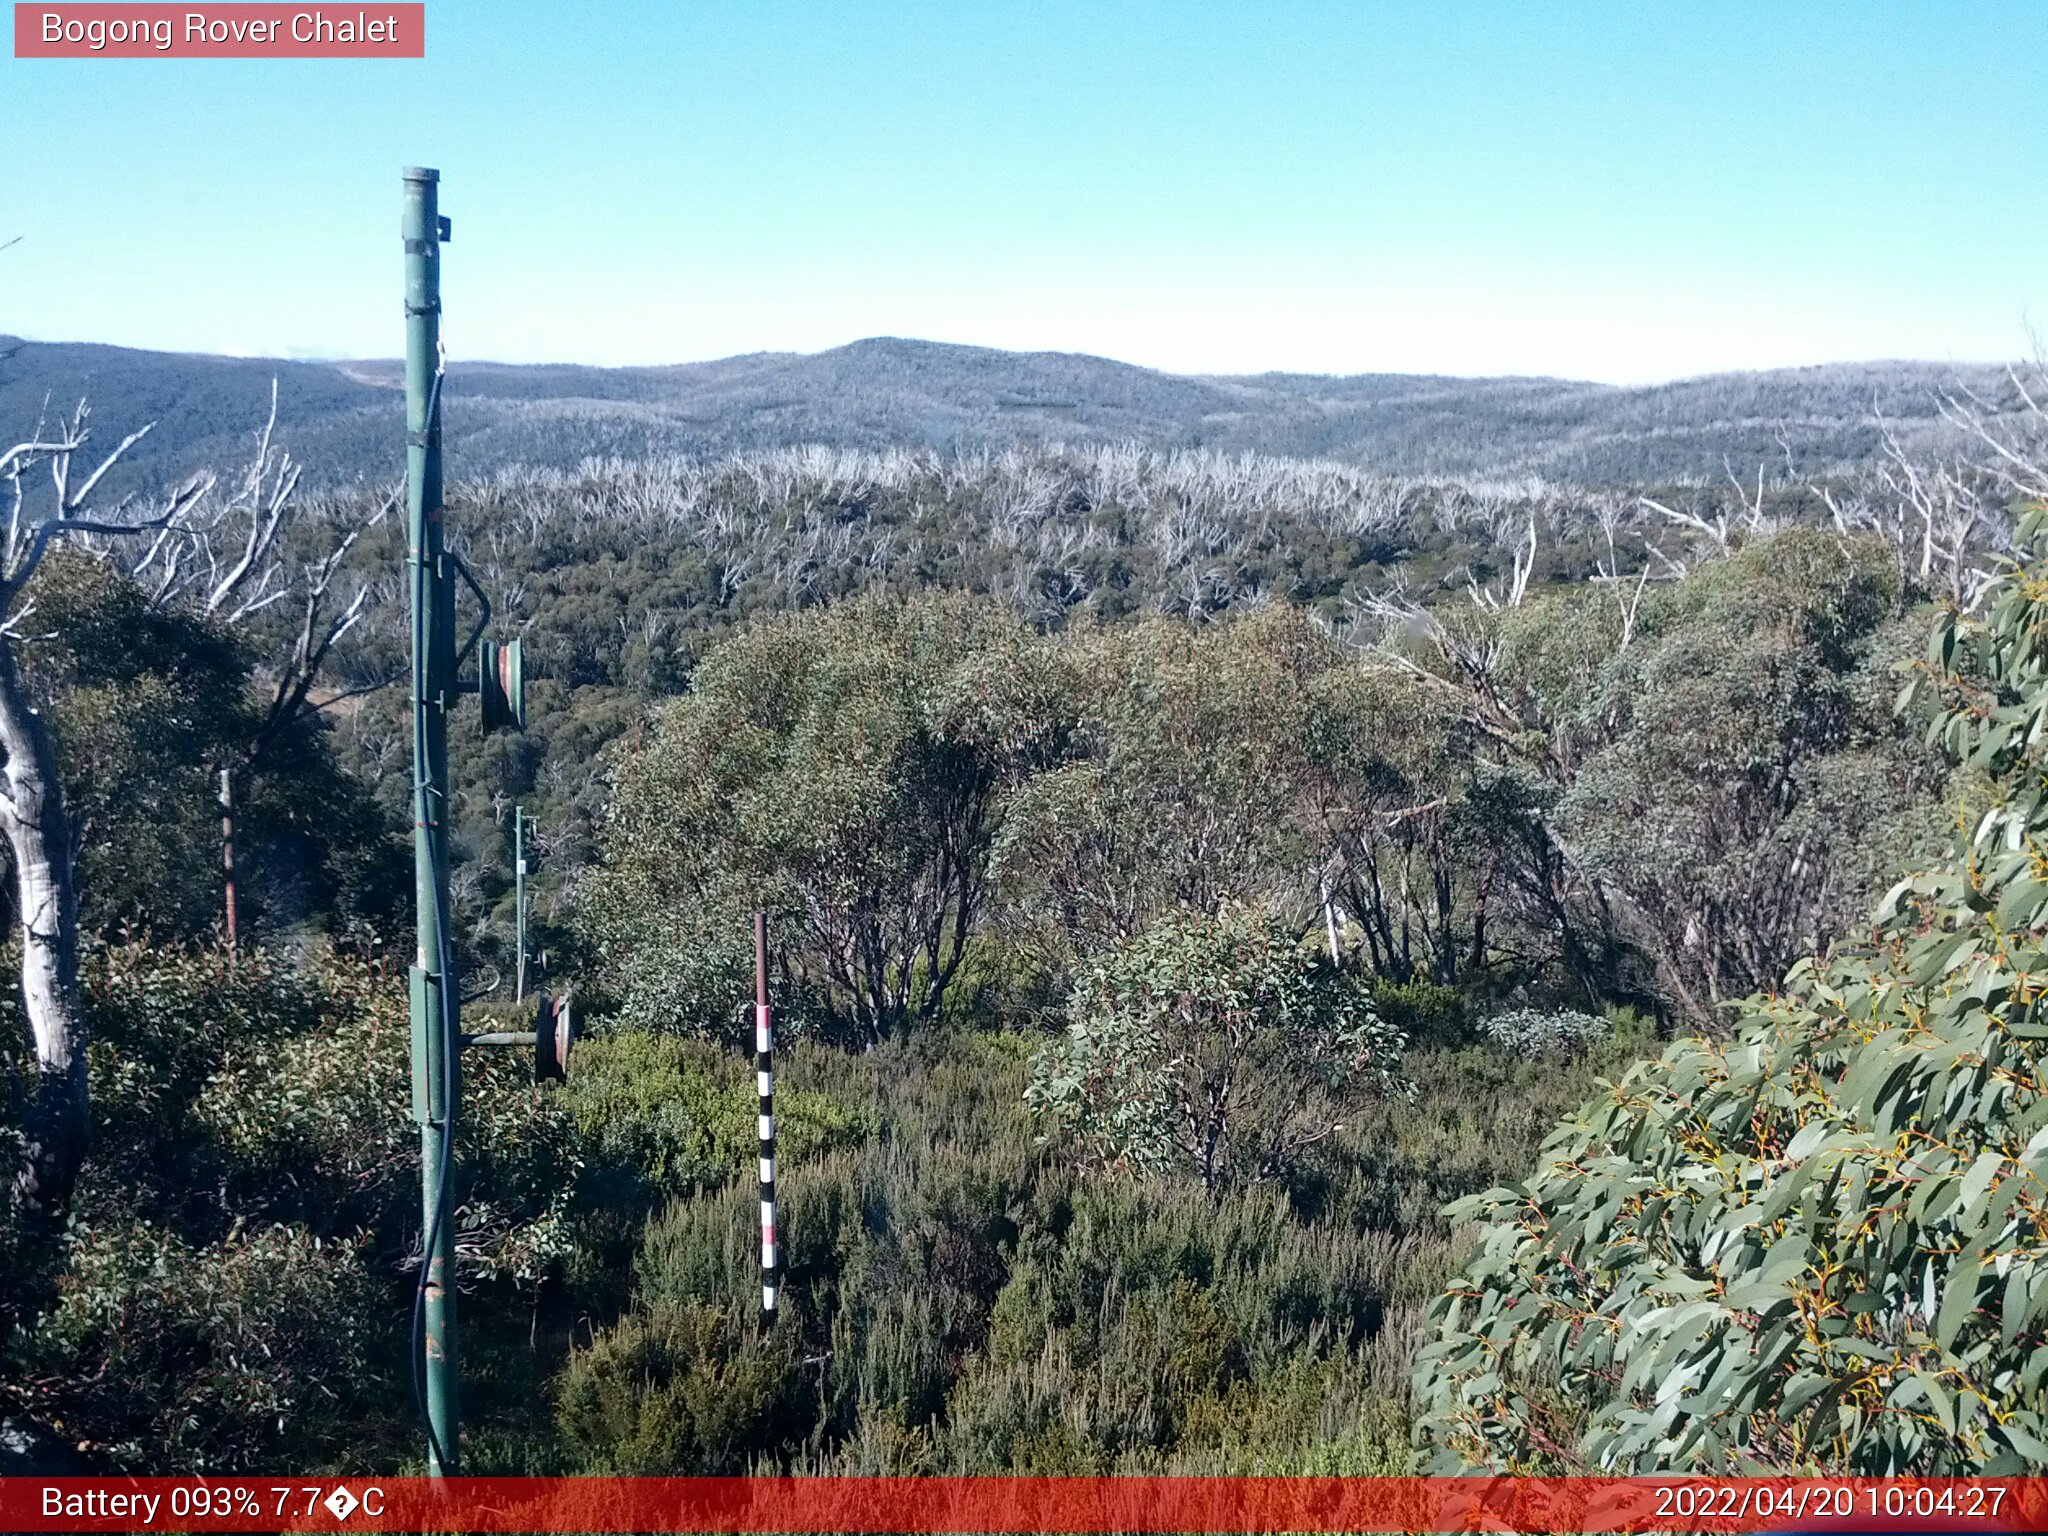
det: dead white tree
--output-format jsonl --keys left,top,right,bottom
{"left": 0, "top": 413, "right": 202, "bottom": 1226}
{"left": 1867, "top": 419, "right": 1995, "bottom": 607}
{"left": 1638, "top": 458, "right": 1765, "bottom": 553}
{"left": 130, "top": 382, "right": 395, "bottom": 773}
{"left": 1350, "top": 581, "right": 1517, "bottom": 737}
{"left": 1942, "top": 364, "right": 2048, "bottom": 506}
{"left": 1, "top": 388, "right": 387, "bottom": 1225}
{"left": 1590, "top": 497, "right": 1652, "bottom": 650}
{"left": 1466, "top": 514, "right": 1537, "bottom": 613}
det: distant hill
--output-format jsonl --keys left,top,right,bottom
{"left": 0, "top": 334, "right": 2018, "bottom": 493}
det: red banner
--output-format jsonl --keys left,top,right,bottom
{"left": 3, "top": 1476, "right": 2045, "bottom": 1533}
{"left": 13, "top": 4, "right": 423, "bottom": 57}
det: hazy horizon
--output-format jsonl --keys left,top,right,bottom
{"left": 2, "top": 327, "right": 2028, "bottom": 392}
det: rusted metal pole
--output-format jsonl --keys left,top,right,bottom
{"left": 755, "top": 911, "right": 779, "bottom": 1326}
{"left": 218, "top": 767, "right": 238, "bottom": 966}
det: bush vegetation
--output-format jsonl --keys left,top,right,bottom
{"left": 1413, "top": 507, "right": 2048, "bottom": 1475}
{"left": 558, "top": 1025, "right": 1641, "bottom": 1474}
{"left": 0, "top": 399, "right": 2038, "bottom": 1477}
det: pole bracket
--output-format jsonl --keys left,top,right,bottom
{"left": 448, "top": 550, "right": 492, "bottom": 674}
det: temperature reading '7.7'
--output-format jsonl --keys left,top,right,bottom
{"left": 270, "top": 1485, "right": 383, "bottom": 1520}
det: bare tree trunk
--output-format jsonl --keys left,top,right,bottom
{"left": 0, "top": 401, "right": 256, "bottom": 1229}
{"left": 0, "top": 637, "right": 86, "bottom": 1227}
{"left": 1469, "top": 857, "right": 1493, "bottom": 974}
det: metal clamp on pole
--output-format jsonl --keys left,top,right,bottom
{"left": 460, "top": 990, "right": 573, "bottom": 1084}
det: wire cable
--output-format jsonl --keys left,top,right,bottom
{"left": 407, "top": 361, "right": 458, "bottom": 1477}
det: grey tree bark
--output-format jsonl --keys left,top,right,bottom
{"left": 0, "top": 635, "right": 84, "bottom": 1224}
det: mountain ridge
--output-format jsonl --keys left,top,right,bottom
{"left": 0, "top": 333, "right": 2016, "bottom": 491}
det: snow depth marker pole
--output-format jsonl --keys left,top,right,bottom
{"left": 755, "top": 910, "right": 779, "bottom": 1326}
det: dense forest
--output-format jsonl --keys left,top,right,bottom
{"left": 4, "top": 361, "right": 2048, "bottom": 1477}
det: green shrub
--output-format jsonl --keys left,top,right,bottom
{"left": 178, "top": 953, "right": 414, "bottom": 1237}
{"left": 1414, "top": 507, "right": 2048, "bottom": 1475}
{"left": 1027, "top": 904, "right": 1409, "bottom": 1188}
{"left": 1372, "top": 977, "right": 1473, "bottom": 1051}
{"left": 8, "top": 1221, "right": 384, "bottom": 1473}
{"left": 548, "top": 986, "right": 1626, "bottom": 1477}
{"left": 22, "top": 552, "right": 405, "bottom": 947}
{"left": 1475, "top": 1005, "right": 1609, "bottom": 1058}
{"left": 566, "top": 1028, "right": 874, "bottom": 1199}
{"left": 579, "top": 594, "right": 1072, "bottom": 1044}
{"left": 556, "top": 1300, "right": 812, "bottom": 1472}
{"left": 4, "top": 944, "right": 588, "bottom": 1472}
{"left": 938, "top": 1178, "right": 1407, "bottom": 1471}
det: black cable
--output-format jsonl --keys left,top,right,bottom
{"left": 407, "top": 365, "right": 459, "bottom": 1476}
{"left": 409, "top": 804, "right": 459, "bottom": 1473}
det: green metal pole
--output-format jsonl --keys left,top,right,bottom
{"left": 403, "top": 165, "right": 459, "bottom": 1477}
{"left": 514, "top": 805, "right": 527, "bottom": 1004}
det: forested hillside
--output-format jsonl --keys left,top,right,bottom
{"left": 3, "top": 371, "right": 2048, "bottom": 1476}
{"left": 0, "top": 334, "right": 2028, "bottom": 494}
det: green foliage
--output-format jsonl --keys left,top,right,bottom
{"left": 564, "top": 1028, "right": 875, "bottom": 1201}
{"left": 73, "top": 945, "right": 580, "bottom": 1281}
{"left": 941, "top": 1179, "right": 1407, "bottom": 1471}
{"left": 1535, "top": 530, "right": 1945, "bottom": 1010}
{"left": 1414, "top": 507, "right": 2048, "bottom": 1475}
{"left": 608, "top": 1034, "right": 1038, "bottom": 1471}
{"left": 2, "top": 945, "right": 583, "bottom": 1471}
{"left": 583, "top": 594, "right": 1071, "bottom": 1043}
{"left": 1027, "top": 903, "right": 1409, "bottom": 1188}
{"left": 544, "top": 515, "right": 1943, "bottom": 1033}
{"left": 1372, "top": 978, "right": 1473, "bottom": 1051}
{"left": 8, "top": 1220, "right": 382, "bottom": 1472}
{"left": 567, "top": 875, "right": 752, "bottom": 1043}
{"left": 598, "top": 1028, "right": 1475, "bottom": 1476}
{"left": 83, "top": 945, "right": 409, "bottom": 1235}
{"left": 23, "top": 553, "right": 404, "bottom": 947}
{"left": 7, "top": 403, "right": 1981, "bottom": 1478}
{"left": 557, "top": 1300, "right": 811, "bottom": 1474}
{"left": 1475, "top": 1006, "right": 1611, "bottom": 1058}
{"left": 1339, "top": 1031, "right": 1647, "bottom": 1238}
{"left": 1299, "top": 661, "right": 1487, "bottom": 988}
{"left": 1, "top": 935, "right": 1619, "bottom": 1478}
{"left": 995, "top": 608, "right": 1335, "bottom": 962}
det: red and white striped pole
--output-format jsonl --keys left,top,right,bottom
{"left": 754, "top": 911, "right": 779, "bottom": 1326}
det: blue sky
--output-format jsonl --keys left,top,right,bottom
{"left": 2, "top": 1, "right": 2042, "bottom": 382}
